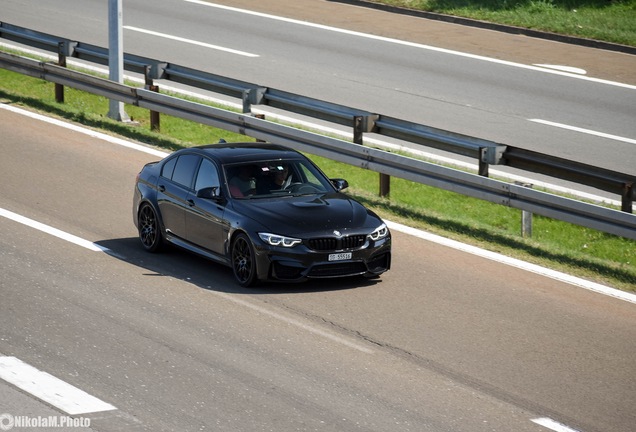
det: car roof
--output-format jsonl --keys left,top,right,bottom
{"left": 186, "top": 142, "right": 306, "bottom": 165}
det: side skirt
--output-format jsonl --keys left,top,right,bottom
{"left": 165, "top": 233, "right": 230, "bottom": 267}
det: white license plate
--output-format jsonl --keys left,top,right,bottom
{"left": 328, "top": 252, "right": 352, "bottom": 261}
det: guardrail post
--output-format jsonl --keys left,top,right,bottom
{"left": 516, "top": 182, "right": 534, "bottom": 237}
{"left": 144, "top": 65, "right": 160, "bottom": 131}
{"left": 55, "top": 42, "right": 66, "bottom": 103}
{"left": 55, "top": 41, "right": 78, "bottom": 103}
{"left": 479, "top": 145, "right": 506, "bottom": 177}
{"left": 353, "top": 115, "right": 364, "bottom": 145}
{"left": 355, "top": 115, "right": 390, "bottom": 197}
{"left": 254, "top": 114, "right": 266, "bottom": 142}
{"left": 622, "top": 182, "right": 633, "bottom": 213}
{"left": 479, "top": 147, "right": 490, "bottom": 177}
{"left": 379, "top": 172, "right": 390, "bottom": 197}
{"left": 242, "top": 90, "right": 251, "bottom": 114}
{"left": 242, "top": 87, "right": 267, "bottom": 114}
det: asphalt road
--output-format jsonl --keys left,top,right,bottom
{"left": 2, "top": 1, "right": 636, "bottom": 431}
{"left": 1, "top": 103, "right": 636, "bottom": 431}
{"left": 1, "top": 0, "right": 635, "bottom": 176}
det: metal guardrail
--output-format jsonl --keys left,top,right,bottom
{"left": 1, "top": 50, "right": 635, "bottom": 240}
{"left": 2, "top": 21, "right": 633, "bottom": 213}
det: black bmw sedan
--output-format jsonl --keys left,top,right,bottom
{"left": 133, "top": 143, "right": 391, "bottom": 286}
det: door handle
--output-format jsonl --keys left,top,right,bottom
{"left": 187, "top": 199, "right": 196, "bottom": 207}
{"left": 158, "top": 185, "right": 166, "bottom": 192}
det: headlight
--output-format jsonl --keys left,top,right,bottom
{"left": 259, "top": 233, "right": 302, "bottom": 248}
{"left": 368, "top": 223, "right": 389, "bottom": 241}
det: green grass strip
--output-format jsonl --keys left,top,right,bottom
{"left": 370, "top": 0, "right": 636, "bottom": 46}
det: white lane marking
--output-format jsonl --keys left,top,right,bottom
{"left": 0, "top": 102, "right": 168, "bottom": 158}
{"left": 530, "top": 119, "right": 636, "bottom": 145}
{"left": 0, "top": 356, "right": 116, "bottom": 415}
{"left": 386, "top": 221, "right": 636, "bottom": 304}
{"left": 185, "top": 1, "right": 636, "bottom": 90}
{"left": 534, "top": 64, "right": 587, "bottom": 75}
{"left": 0, "top": 207, "right": 110, "bottom": 253}
{"left": 532, "top": 417, "right": 582, "bottom": 432}
{"left": 124, "top": 26, "right": 259, "bottom": 57}
{"left": 212, "top": 292, "right": 374, "bottom": 354}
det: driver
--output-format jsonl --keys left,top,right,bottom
{"left": 268, "top": 164, "right": 291, "bottom": 190}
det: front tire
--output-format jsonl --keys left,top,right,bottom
{"left": 138, "top": 203, "right": 163, "bottom": 252}
{"left": 231, "top": 233, "right": 258, "bottom": 287}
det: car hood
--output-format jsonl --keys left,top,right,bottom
{"left": 232, "top": 193, "right": 378, "bottom": 236}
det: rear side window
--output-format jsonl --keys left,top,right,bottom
{"left": 161, "top": 157, "right": 177, "bottom": 179}
{"left": 163, "top": 154, "right": 200, "bottom": 188}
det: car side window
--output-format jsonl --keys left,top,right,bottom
{"left": 161, "top": 156, "right": 177, "bottom": 180}
{"left": 194, "top": 158, "right": 220, "bottom": 192}
{"left": 299, "top": 164, "right": 323, "bottom": 187}
{"left": 171, "top": 154, "right": 200, "bottom": 188}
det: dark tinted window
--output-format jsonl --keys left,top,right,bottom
{"left": 195, "top": 158, "right": 220, "bottom": 191}
{"left": 224, "top": 159, "right": 332, "bottom": 198}
{"left": 161, "top": 156, "right": 177, "bottom": 179}
{"left": 171, "top": 154, "right": 200, "bottom": 188}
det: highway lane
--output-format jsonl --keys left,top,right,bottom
{"left": 0, "top": 224, "right": 552, "bottom": 432}
{"left": 2, "top": 105, "right": 636, "bottom": 431}
{"left": 0, "top": 108, "right": 551, "bottom": 431}
{"left": 1, "top": 0, "right": 635, "bottom": 176}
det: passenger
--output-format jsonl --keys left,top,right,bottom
{"left": 229, "top": 165, "right": 257, "bottom": 197}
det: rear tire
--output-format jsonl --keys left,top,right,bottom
{"left": 138, "top": 203, "right": 163, "bottom": 252}
{"left": 231, "top": 233, "right": 258, "bottom": 287}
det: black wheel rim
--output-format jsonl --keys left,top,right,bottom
{"left": 233, "top": 236, "right": 253, "bottom": 284}
{"left": 139, "top": 205, "right": 158, "bottom": 249}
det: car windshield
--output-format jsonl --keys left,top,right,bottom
{"left": 224, "top": 159, "right": 333, "bottom": 199}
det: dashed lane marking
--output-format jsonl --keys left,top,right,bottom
{"left": 0, "top": 356, "right": 116, "bottom": 415}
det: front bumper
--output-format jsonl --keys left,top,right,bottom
{"left": 254, "top": 236, "right": 391, "bottom": 282}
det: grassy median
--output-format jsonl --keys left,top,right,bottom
{"left": 1, "top": 65, "right": 635, "bottom": 291}
{"left": 371, "top": 0, "right": 636, "bottom": 46}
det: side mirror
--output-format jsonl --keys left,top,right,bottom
{"left": 196, "top": 186, "right": 220, "bottom": 199}
{"left": 331, "top": 178, "right": 349, "bottom": 191}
